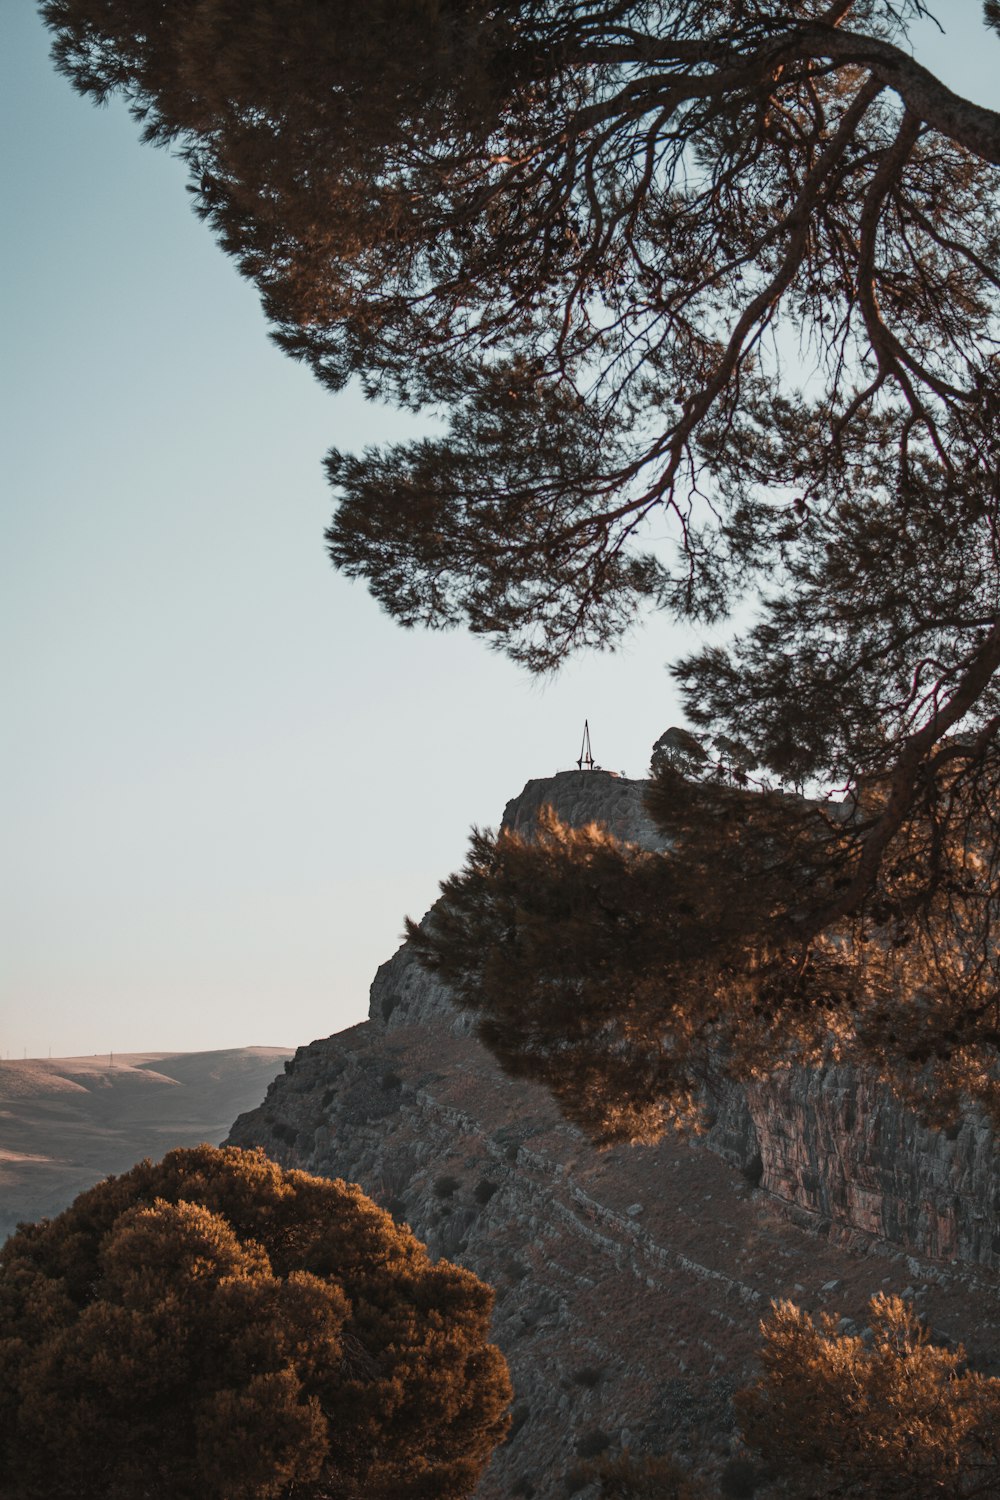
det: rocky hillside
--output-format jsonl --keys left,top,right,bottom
{"left": 0, "top": 1047, "right": 293, "bottom": 1242}
{"left": 228, "top": 771, "right": 1000, "bottom": 1498}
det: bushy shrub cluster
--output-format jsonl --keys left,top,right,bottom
{"left": 0, "top": 1145, "right": 511, "bottom": 1500}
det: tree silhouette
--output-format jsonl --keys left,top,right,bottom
{"left": 0, "top": 1145, "right": 511, "bottom": 1500}
{"left": 39, "top": 1, "right": 1000, "bottom": 1127}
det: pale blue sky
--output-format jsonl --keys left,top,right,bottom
{"left": 2, "top": 4, "right": 997, "bottom": 1058}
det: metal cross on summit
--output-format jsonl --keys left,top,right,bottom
{"left": 576, "top": 719, "right": 596, "bottom": 771}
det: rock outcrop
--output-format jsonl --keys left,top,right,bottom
{"left": 708, "top": 1063, "right": 1000, "bottom": 1269}
{"left": 228, "top": 771, "right": 1000, "bottom": 1497}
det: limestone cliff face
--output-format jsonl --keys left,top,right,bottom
{"left": 228, "top": 770, "right": 1000, "bottom": 1497}
{"left": 707, "top": 1064, "right": 1000, "bottom": 1268}
{"left": 499, "top": 770, "right": 668, "bottom": 850}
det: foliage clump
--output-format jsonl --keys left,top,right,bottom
{"left": 412, "top": 746, "right": 1000, "bottom": 1144}
{"left": 737, "top": 1293, "right": 1000, "bottom": 1498}
{"left": 409, "top": 809, "right": 703, "bottom": 1143}
{"left": 572, "top": 1449, "right": 709, "bottom": 1498}
{"left": 0, "top": 1145, "right": 511, "bottom": 1500}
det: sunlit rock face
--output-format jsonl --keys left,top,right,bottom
{"left": 501, "top": 769, "right": 665, "bottom": 849}
{"left": 708, "top": 1068, "right": 1000, "bottom": 1267}
{"left": 228, "top": 770, "right": 1000, "bottom": 1497}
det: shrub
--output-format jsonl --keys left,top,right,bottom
{"left": 576, "top": 1428, "right": 612, "bottom": 1459}
{"left": 0, "top": 1145, "right": 511, "bottom": 1500}
{"left": 577, "top": 1451, "right": 709, "bottom": 1498}
{"left": 563, "top": 1464, "right": 591, "bottom": 1496}
{"left": 719, "top": 1456, "right": 760, "bottom": 1498}
{"left": 737, "top": 1294, "right": 1000, "bottom": 1498}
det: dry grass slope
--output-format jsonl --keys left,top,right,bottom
{"left": 0, "top": 1048, "right": 293, "bottom": 1241}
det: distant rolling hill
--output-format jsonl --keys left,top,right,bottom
{"left": 0, "top": 1048, "right": 294, "bottom": 1241}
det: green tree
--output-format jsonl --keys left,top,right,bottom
{"left": 39, "top": 2, "right": 1000, "bottom": 1128}
{"left": 0, "top": 1145, "right": 511, "bottom": 1500}
{"left": 736, "top": 1294, "right": 1000, "bottom": 1498}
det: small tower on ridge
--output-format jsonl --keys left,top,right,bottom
{"left": 577, "top": 719, "right": 596, "bottom": 771}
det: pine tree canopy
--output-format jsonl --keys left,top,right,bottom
{"left": 40, "top": 2, "right": 1000, "bottom": 1136}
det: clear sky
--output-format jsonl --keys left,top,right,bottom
{"left": 2, "top": 4, "right": 997, "bottom": 1060}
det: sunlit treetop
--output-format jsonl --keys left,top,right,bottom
{"left": 737, "top": 1292, "right": 1000, "bottom": 1498}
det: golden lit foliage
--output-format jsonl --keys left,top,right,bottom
{"left": 411, "top": 789, "right": 868, "bottom": 1142}
{"left": 736, "top": 1294, "right": 1000, "bottom": 1498}
{"left": 649, "top": 752, "right": 1000, "bottom": 1130}
{"left": 409, "top": 808, "right": 709, "bottom": 1143}
{"left": 413, "top": 749, "right": 1000, "bottom": 1143}
{"left": 0, "top": 1145, "right": 511, "bottom": 1500}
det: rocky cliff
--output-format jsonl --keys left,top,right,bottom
{"left": 228, "top": 771, "right": 1000, "bottom": 1497}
